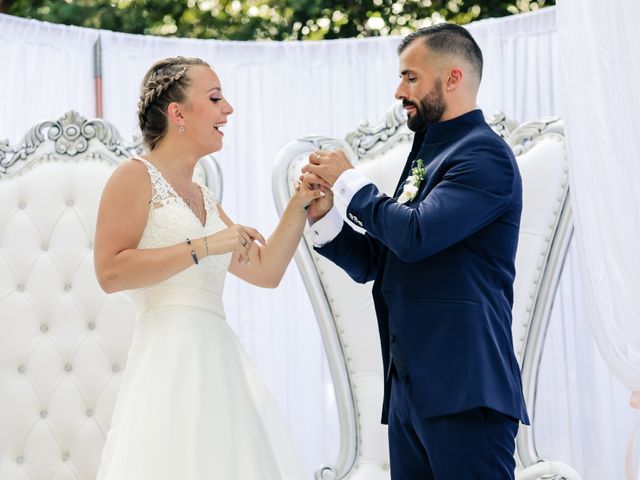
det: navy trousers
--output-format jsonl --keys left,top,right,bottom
{"left": 388, "top": 370, "right": 519, "bottom": 480}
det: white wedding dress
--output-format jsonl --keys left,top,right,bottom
{"left": 96, "top": 157, "right": 305, "bottom": 480}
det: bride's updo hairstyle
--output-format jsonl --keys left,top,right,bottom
{"left": 137, "top": 56, "right": 209, "bottom": 150}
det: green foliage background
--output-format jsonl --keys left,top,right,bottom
{"left": 1, "top": 0, "right": 554, "bottom": 40}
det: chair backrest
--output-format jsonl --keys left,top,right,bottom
{"left": 0, "top": 111, "right": 222, "bottom": 480}
{"left": 273, "top": 103, "right": 573, "bottom": 480}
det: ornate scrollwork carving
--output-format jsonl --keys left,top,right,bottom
{"left": 344, "top": 104, "right": 521, "bottom": 161}
{"left": 507, "top": 117, "right": 564, "bottom": 156}
{"left": 345, "top": 102, "right": 413, "bottom": 158}
{"left": 314, "top": 464, "right": 337, "bottom": 480}
{"left": 487, "top": 111, "right": 519, "bottom": 140}
{"left": 0, "top": 111, "right": 141, "bottom": 174}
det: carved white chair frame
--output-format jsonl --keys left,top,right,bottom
{"left": 0, "top": 112, "right": 223, "bottom": 195}
{"left": 0, "top": 111, "right": 221, "bottom": 480}
{"left": 273, "top": 103, "right": 581, "bottom": 480}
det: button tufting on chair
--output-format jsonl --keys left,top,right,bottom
{"left": 1, "top": 111, "right": 224, "bottom": 480}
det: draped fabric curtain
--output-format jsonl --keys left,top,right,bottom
{"left": 1, "top": 8, "right": 635, "bottom": 478}
{"left": 557, "top": 0, "right": 640, "bottom": 398}
{"left": 554, "top": 1, "right": 640, "bottom": 478}
{"left": 0, "top": 15, "right": 98, "bottom": 143}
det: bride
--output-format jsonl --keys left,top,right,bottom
{"left": 93, "top": 56, "right": 329, "bottom": 479}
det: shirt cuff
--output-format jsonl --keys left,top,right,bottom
{"left": 334, "top": 168, "right": 372, "bottom": 207}
{"left": 309, "top": 205, "right": 343, "bottom": 247}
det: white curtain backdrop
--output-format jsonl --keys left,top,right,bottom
{"left": 555, "top": 1, "right": 640, "bottom": 478}
{"left": 1, "top": 7, "right": 637, "bottom": 478}
{"left": 0, "top": 15, "right": 98, "bottom": 144}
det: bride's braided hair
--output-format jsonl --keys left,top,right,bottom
{"left": 137, "top": 56, "right": 209, "bottom": 149}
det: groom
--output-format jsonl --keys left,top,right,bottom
{"left": 303, "top": 24, "right": 529, "bottom": 479}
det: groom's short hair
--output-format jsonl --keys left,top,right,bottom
{"left": 398, "top": 23, "right": 483, "bottom": 82}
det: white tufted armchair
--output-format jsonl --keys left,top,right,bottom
{"left": 0, "top": 112, "right": 222, "bottom": 480}
{"left": 273, "top": 103, "right": 582, "bottom": 480}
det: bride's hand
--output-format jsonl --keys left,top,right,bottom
{"left": 205, "top": 224, "right": 265, "bottom": 264}
{"left": 297, "top": 172, "right": 334, "bottom": 222}
{"left": 292, "top": 172, "right": 330, "bottom": 213}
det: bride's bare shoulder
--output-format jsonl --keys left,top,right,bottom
{"left": 103, "top": 157, "right": 152, "bottom": 199}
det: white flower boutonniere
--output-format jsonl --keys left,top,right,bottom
{"left": 397, "top": 159, "right": 426, "bottom": 204}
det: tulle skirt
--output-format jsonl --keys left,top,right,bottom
{"left": 96, "top": 287, "right": 305, "bottom": 480}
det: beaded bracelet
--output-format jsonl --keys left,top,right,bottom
{"left": 186, "top": 238, "right": 199, "bottom": 265}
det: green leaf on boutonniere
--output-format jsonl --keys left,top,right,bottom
{"left": 398, "top": 158, "right": 426, "bottom": 204}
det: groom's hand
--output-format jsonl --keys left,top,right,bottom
{"left": 302, "top": 149, "right": 352, "bottom": 187}
{"left": 299, "top": 172, "right": 334, "bottom": 222}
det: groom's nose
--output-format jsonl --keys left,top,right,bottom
{"left": 395, "top": 82, "right": 407, "bottom": 101}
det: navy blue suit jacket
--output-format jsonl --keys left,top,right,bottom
{"left": 316, "top": 110, "right": 530, "bottom": 425}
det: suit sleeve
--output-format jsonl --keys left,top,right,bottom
{"left": 347, "top": 141, "right": 518, "bottom": 262}
{"left": 314, "top": 222, "right": 381, "bottom": 284}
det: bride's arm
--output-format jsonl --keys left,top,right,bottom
{"left": 222, "top": 178, "right": 329, "bottom": 288}
{"left": 94, "top": 160, "right": 210, "bottom": 293}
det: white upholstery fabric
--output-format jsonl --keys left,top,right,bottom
{"left": 0, "top": 112, "right": 220, "bottom": 480}
{"left": 273, "top": 104, "right": 580, "bottom": 479}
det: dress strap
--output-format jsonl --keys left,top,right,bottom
{"left": 132, "top": 155, "right": 155, "bottom": 170}
{"left": 132, "top": 156, "right": 176, "bottom": 208}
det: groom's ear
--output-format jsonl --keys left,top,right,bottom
{"left": 445, "top": 67, "right": 464, "bottom": 92}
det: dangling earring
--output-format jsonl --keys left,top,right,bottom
{"left": 179, "top": 125, "right": 185, "bottom": 135}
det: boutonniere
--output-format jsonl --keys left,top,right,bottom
{"left": 397, "top": 159, "right": 426, "bottom": 204}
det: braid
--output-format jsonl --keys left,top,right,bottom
{"left": 137, "top": 57, "right": 209, "bottom": 150}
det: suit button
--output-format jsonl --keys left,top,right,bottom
{"left": 390, "top": 334, "right": 396, "bottom": 343}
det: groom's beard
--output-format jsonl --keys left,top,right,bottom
{"left": 404, "top": 79, "right": 446, "bottom": 132}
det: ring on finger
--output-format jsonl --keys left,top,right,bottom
{"left": 315, "top": 152, "right": 321, "bottom": 161}
{"left": 241, "top": 238, "right": 248, "bottom": 247}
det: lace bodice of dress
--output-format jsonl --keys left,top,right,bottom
{"left": 133, "top": 157, "right": 231, "bottom": 299}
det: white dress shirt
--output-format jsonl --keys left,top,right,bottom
{"left": 310, "top": 168, "right": 372, "bottom": 247}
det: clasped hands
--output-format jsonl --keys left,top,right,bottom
{"left": 298, "top": 148, "right": 352, "bottom": 222}
{"left": 207, "top": 149, "right": 350, "bottom": 266}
